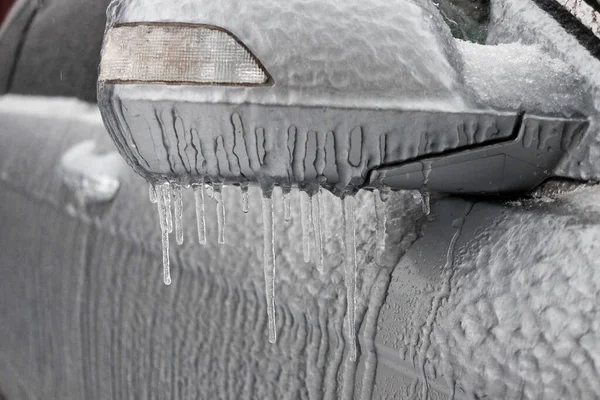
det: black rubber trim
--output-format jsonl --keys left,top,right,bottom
{"left": 530, "top": 0, "right": 600, "bottom": 61}
{"left": 5, "top": 0, "right": 40, "bottom": 92}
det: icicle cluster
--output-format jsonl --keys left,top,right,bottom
{"left": 148, "top": 182, "right": 391, "bottom": 362}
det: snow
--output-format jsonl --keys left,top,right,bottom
{"left": 488, "top": 0, "right": 600, "bottom": 180}
{"left": 458, "top": 41, "right": 590, "bottom": 115}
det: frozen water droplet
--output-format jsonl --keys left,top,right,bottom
{"left": 283, "top": 188, "right": 292, "bottom": 222}
{"left": 240, "top": 182, "right": 250, "bottom": 213}
{"left": 162, "top": 182, "right": 173, "bottom": 233}
{"left": 193, "top": 181, "right": 207, "bottom": 245}
{"left": 156, "top": 184, "right": 171, "bottom": 285}
{"left": 342, "top": 195, "right": 357, "bottom": 362}
{"left": 311, "top": 190, "right": 324, "bottom": 273}
{"left": 420, "top": 189, "right": 431, "bottom": 216}
{"left": 420, "top": 161, "right": 432, "bottom": 216}
{"left": 379, "top": 186, "right": 391, "bottom": 203}
{"left": 58, "top": 140, "right": 122, "bottom": 205}
{"left": 149, "top": 184, "right": 158, "bottom": 203}
{"left": 422, "top": 160, "right": 432, "bottom": 185}
{"left": 300, "top": 192, "right": 312, "bottom": 263}
{"left": 262, "top": 193, "right": 277, "bottom": 344}
{"left": 374, "top": 189, "right": 387, "bottom": 260}
{"left": 173, "top": 183, "right": 184, "bottom": 245}
{"left": 214, "top": 183, "right": 226, "bottom": 244}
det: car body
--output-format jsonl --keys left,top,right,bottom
{"left": 1, "top": 0, "right": 600, "bottom": 399}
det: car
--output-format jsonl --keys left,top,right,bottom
{"left": 1, "top": 0, "right": 600, "bottom": 399}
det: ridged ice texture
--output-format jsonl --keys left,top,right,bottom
{"left": 0, "top": 95, "right": 423, "bottom": 399}
{"left": 97, "top": 92, "right": 517, "bottom": 194}
{"left": 428, "top": 187, "right": 600, "bottom": 399}
{"left": 103, "top": 0, "right": 466, "bottom": 110}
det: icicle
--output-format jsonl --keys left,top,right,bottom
{"left": 311, "top": 190, "right": 324, "bottom": 272}
{"left": 214, "top": 183, "right": 226, "bottom": 244}
{"left": 173, "top": 183, "right": 184, "bottom": 245}
{"left": 262, "top": 193, "right": 277, "bottom": 344}
{"left": 342, "top": 195, "right": 357, "bottom": 361}
{"left": 320, "top": 190, "right": 331, "bottom": 240}
{"left": 283, "top": 189, "right": 292, "bottom": 222}
{"left": 149, "top": 184, "right": 158, "bottom": 203}
{"left": 162, "top": 182, "right": 173, "bottom": 233}
{"left": 156, "top": 184, "right": 171, "bottom": 285}
{"left": 193, "top": 181, "right": 207, "bottom": 245}
{"left": 379, "top": 186, "right": 391, "bottom": 203}
{"left": 420, "top": 161, "right": 432, "bottom": 216}
{"left": 206, "top": 183, "right": 214, "bottom": 198}
{"left": 420, "top": 189, "right": 431, "bottom": 216}
{"left": 422, "top": 160, "right": 432, "bottom": 185}
{"left": 300, "top": 191, "right": 312, "bottom": 262}
{"left": 374, "top": 189, "right": 387, "bottom": 260}
{"left": 240, "top": 182, "right": 250, "bottom": 213}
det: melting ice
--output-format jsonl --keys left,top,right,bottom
{"left": 193, "top": 181, "right": 207, "bottom": 245}
{"left": 342, "top": 195, "right": 358, "bottom": 362}
{"left": 148, "top": 182, "right": 389, "bottom": 362}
